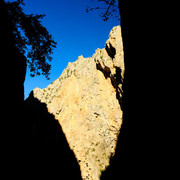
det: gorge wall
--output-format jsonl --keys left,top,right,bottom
{"left": 26, "top": 25, "right": 124, "bottom": 180}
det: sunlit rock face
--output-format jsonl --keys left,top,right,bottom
{"left": 29, "top": 26, "right": 124, "bottom": 180}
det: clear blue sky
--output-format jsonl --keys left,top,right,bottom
{"left": 8, "top": 0, "right": 120, "bottom": 99}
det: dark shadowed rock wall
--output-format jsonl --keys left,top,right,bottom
{"left": 1, "top": 1, "right": 81, "bottom": 178}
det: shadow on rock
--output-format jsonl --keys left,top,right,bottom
{"left": 24, "top": 91, "right": 82, "bottom": 179}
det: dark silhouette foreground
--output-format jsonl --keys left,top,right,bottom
{"left": 24, "top": 92, "right": 81, "bottom": 179}
{"left": 1, "top": 0, "right": 81, "bottom": 178}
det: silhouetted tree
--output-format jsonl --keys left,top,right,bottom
{"left": 3, "top": 0, "right": 57, "bottom": 79}
{"left": 86, "top": 0, "right": 120, "bottom": 21}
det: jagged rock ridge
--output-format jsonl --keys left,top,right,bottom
{"left": 28, "top": 25, "right": 124, "bottom": 180}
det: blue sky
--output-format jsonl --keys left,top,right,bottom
{"left": 7, "top": 0, "right": 120, "bottom": 99}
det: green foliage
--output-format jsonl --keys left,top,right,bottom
{"left": 5, "top": 0, "right": 57, "bottom": 79}
{"left": 100, "top": 168, "right": 105, "bottom": 173}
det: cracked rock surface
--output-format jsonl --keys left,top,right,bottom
{"left": 29, "top": 26, "right": 124, "bottom": 180}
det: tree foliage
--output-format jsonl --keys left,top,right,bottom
{"left": 5, "top": 0, "right": 57, "bottom": 79}
{"left": 86, "top": 0, "right": 120, "bottom": 21}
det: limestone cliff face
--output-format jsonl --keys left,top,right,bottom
{"left": 28, "top": 26, "right": 124, "bottom": 180}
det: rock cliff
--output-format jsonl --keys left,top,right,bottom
{"left": 27, "top": 25, "right": 124, "bottom": 180}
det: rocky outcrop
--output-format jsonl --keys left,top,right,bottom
{"left": 27, "top": 25, "right": 124, "bottom": 180}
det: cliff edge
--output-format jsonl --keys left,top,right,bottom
{"left": 27, "top": 25, "right": 124, "bottom": 180}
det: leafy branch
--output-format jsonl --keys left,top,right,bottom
{"left": 86, "top": 0, "right": 120, "bottom": 21}
{"left": 5, "top": 0, "right": 57, "bottom": 79}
